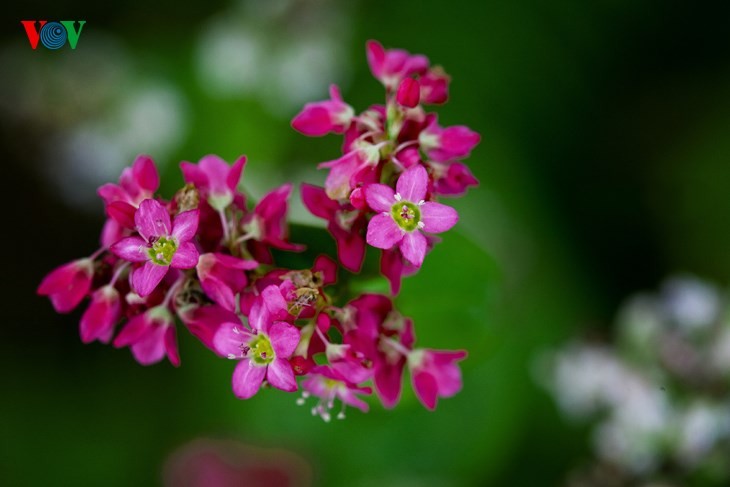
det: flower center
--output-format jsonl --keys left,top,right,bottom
{"left": 148, "top": 236, "right": 178, "bottom": 265}
{"left": 391, "top": 201, "right": 421, "bottom": 232}
{"left": 248, "top": 333, "right": 275, "bottom": 365}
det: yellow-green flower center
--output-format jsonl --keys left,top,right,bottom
{"left": 248, "top": 333, "right": 275, "bottom": 365}
{"left": 391, "top": 201, "right": 421, "bottom": 232}
{"left": 148, "top": 236, "right": 178, "bottom": 265}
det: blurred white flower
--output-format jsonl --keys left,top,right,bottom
{"left": 661, "top": 276, "right": 720, "bottom": 332}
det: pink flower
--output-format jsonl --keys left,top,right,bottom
{"left": 318, "top": 149, "right": 380, "bottom": 201}
{"left": 196, "top": 253, "right": 258, "bottom": 312}
{"left": 396, "top": 78, "right": 420, "bottom": 108}
{"left": 291, "top": 85, "right": 354, "bottom": 136}
{"left": 300, "top": 366, "right": 371, "bottom": 421}
{"left": 243, "top": 184, "right": 304, "bottom": 264}
{"left": 301, "top": 184, "right": 366, "bottom": 273}
{"left": 419, "top": 119, "right": 481, "bottom": 162}
{"left": 429, "top": 161, "right": 479, "bottom": 197}
{"left": 110, "top": 199, "right": 200, "bottom": 297}
{"left": 419, "top": 67, "right": 450, "bottom": 105}
{"left": 179, "top": 304, "right": 240, "bottom": 353}
{"left": 408, "top": 349, "right": 467, "bottom": 410}
{"left": 213, "top": 286, "right": 301, "bottom": 399}
{"left": 180, "top": 155, "right": 246, "bottom": 211}
{"left": 37, "top": 258, "right": 94, "bottom": 313}
{"left": 80, "top": 285, "right": 121, "bottom": 344}
{"left": 366, "top": 40, "right": 429, "bottom": 91}
{"left": 97, "top": 155, "right": 160, "bottom": 246}
{"left": 366, "top": 165, "right": 458, "bottom": 267}
{"left": 113, "top": 305, "right": 180, "bottom": 366}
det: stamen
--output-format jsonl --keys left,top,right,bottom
{"left": 417, "top": 221, "right": 425, "bottom": 229}
{"left": 394, "top": 193, "right": 402, "bottom": 201}
{"left": 227, "top": 354, "right": 236, "bottom": 360}
{"left": 417, "top": 200, "right": 425, "bottom": 206}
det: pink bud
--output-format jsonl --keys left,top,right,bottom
{"left": 396, "top": 78, "right": 420, "bottom": 108}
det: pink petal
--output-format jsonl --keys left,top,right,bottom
{"left": 171, "top": 209, "right": 199, "bottom": 242}
{"left": 232, "top": 360, "right": 266, "bottom": 399}
{"left": 113, "top": 315, "right": 150, "bottom": 348}
{"left": 399, "top": 231, "right": 427, "bottom": 267}
{"left": 420, "top": 202, "right": 458, "bottom": 233}
{"left": 79, "top": 286, "right": 120, "bottom": 344}
{"left": 164, "top": 325, "right": 181, "bottom": 367}
{"left": 97, "top": 183, "right": 128, "bottom": 205}
{"left": 366, "top": 214, "right": 403, "bottom": 249}
{"left": 199, "top": 155, "right": 231, "bottom": 197}
{"left": 132, "top": 154, "right": 159, "bottom": 192}
{"left": 313, "top": 255, "right": 337, "bottom": 285}
{"left": 301, "top": 184, "right": 338, "bottom": 220}
{"left": 227, "top": 155, "right": 247, "bottom": 191}
{"left": 131, "top": 323, "right": 167, "bottom": 365}
{"left": 366, "top": 40, "right": 386, "bottom": 79}
{"left": 365, "top": 184, "right": 395, "bottom": 212}
{"left": 212, "top": 253, "right": 258, "bottom": 270}
{"left": 333, "top": 227, "right": 365, "bottom": 273}
{"left": 269, "top": 322, "right": 300, "bottom": 358}
{"left": 180, "top": 161, "right": 208, "bottom": 188}
{"left": 135, "top": 199, "right": 171, "bottom": 241}
{"left": 212, "top": 321, "right": 249, "bottom": 358}
{"left": 170, "top": 242, "right": 199, "bottom": 269}
{"left": 396, "top": 165, "right": 428, "bottom": 202}
{"left": 110, "top": 236, "right": 149, "bottom": 262}
{"left": 374, "top": 361, "right": 404, "bottom": 408}
{"left": 201, "top": 275, "right": 236, "bottom": 311}
{"left": 413, "top": 371, "right": 438, "bottom": 410}
{"left": 292, "top": 104, "right": 335, "bottom": 136}
{"left": 267, "top": 358, "right": 297, "bottom": 392}
{"left": 106, "top": 201, "right": 136, "bottom": 229}
{"left": 132, "top": 261, "right": 169, "bottom": 297}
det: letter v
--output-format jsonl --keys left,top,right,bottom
{"left": 60, "top": 21, "right": 86, "bottom": 49}
{"left": 20, "top": 20, "right": 47, "bottom": 50}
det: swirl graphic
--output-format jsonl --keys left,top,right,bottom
{"left": 40, "top": 22, "right": 67, "bottom": 50}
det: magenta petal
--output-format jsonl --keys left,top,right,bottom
{"left": 212, "top": 321, "right": 248, "bottom": 358}
{"left": 106, "top": 201, "right": 137, "bottom": 229}
{"left": 110, "top": 236, "right": 149, "bottom": 262}
{"left": 132, "top": 154, "right": 160, "bottom": 192}
{"left": 366, "top": 39, "right": 385, "bottom": 79}
{"left": 396, "top": 165, "right": 428, "bottom": 202}
{"left": 113, "top": 315, "right": 149, "bottom": 348}
{"left": 365, "top": 184, "right": 395, "bottom": 212}
{"left": 420, "top": 202, "right": 458, "bottom": 233}
{"left": 79, "top": 286, "right": 120, "bottom": 344}
{"left": 132, "top": 261, "right": 169, "bottom": 297}
{"left": 171, "top": 209, "right": 199, "bottom": 242}
{"left": 374, "top": 361, "right": 404, "bottom": 408}
{"left": 170, "top": 242, "right": 199, "bottom": 269}
{"left": 267, "top": 358, "right": 297, "bottom": 392}
{"left": 232, "top": 360, "right": 266, "bottom": 399}
{"left": 164, "top": 325, "right": 181, "bottom": 367}
{"left": 413, "top": 371, "right": 438, "bottom": 410}
{"left": 227, "top": 155, "right": 247, "bottom": 191}
{"left": 301, "top": 183, "right": 338, "bottom": 219}
{"left": 201, "top": 276, "right": 236, "bottom": 311}
{"left": 366, "top": 214, "right": 404, "bottom": 249}
{"left": 131, "top": 323, "right": 167, "bottom": 366}
{"left": 180, "top": 161, "right": 208, "bottom": 188}
{"left": 135, "top": 199, "right": 171, "bottom": 240}
{"left": 399, "top": 231, "right": 427, "bottom": 267}
{"left": 334, "top": 228, "right": 365, "bottom": 273}
{"left": 269, "top": 322, "right": 300, "bottom": 358}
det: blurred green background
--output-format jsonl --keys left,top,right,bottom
{"left": 2, "top": 0, "right": 730, "bottom": 485}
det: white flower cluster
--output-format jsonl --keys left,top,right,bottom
{"left": 538, "top": 275, "right": 730, "bottom": 480}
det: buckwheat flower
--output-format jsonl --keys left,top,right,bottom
{"left": 301, "top": 183, "right": 366, "bottom": 272}
{"left": 79, "top": 285, "right": 121, "bottom": 344}
{"left": 213, "top": 286, "right": 301, "bottom": 399}
{"left": 37, "top": 258, "right": 94, "bottom": 313}
{"left": 180, "top": 154, "right": 246, "bottom": 212}
{"left": 300, "top": 366, "right": 372, "bottom": 421}
{"left": 110, "top": 199, "right": 200, "bottom": 297}
{"left": 196, "top": 253, "right": 258, "bottom": 312}
{"left": 366, "top": 165, "right": 458, "bottom": 267}
{"left": 114, "top": 305, "right": 180, "bottom": 366}
{"left": 408, "top": 349, "right": 467, "bottom": 410}
{"left": 242, "top": 184, "right": 304, "bottom": 264}
{"left": 366, "top": 40, "right": 429, "bottom": 91}
{"left": 291, "top": 84, "right": 354, "bottom": 136}
{"left": 419, "top": 118, "right": 481, "bottom": 162}
{"left": 419, "top": 67, "right": 450, "bottom": 105}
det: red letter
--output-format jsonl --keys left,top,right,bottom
{"left": 20, "top": 20, "right": 47, "bottom": 50}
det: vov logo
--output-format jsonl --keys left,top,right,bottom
{"left": 20, "top": 21, "right": 86, "bottom": 50}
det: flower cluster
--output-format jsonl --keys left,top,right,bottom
{"left": 294, "top": 40, "right": 480, "bottom": 293}
{"left": 537, "top": 276, "right": 730, "bottom": 486}
{"left": 38, "top": 41, "right": 472, "bottom": 419}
